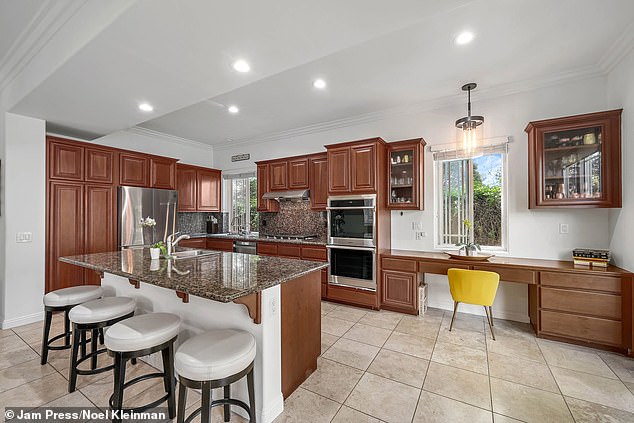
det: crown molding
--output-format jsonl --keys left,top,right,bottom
{"left": 0, "top": 0, "right": 87, "bottom": 93}
{"left": 213, "top": 65, "right": 604, "bottom": 151}
{"left": 127, "top": 126, "right": 214, "bottom": 150}
{"left": 598, "top": 22, "right": 634, "bottom": 74}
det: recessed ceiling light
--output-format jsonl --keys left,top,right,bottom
{"left": 138, "top": 103, "right": 154, "bottom": 112}
{"left": 313, "top": 78, "right": 327, "bottom": 89}
{"left": 455, "top": 31, "right": 475, "bottom": 45}
{"left": 227, "top": 105, "right": 239, "bottom": 114}
{"left": 232, "top": 60, "right": 251, "bottom": 73}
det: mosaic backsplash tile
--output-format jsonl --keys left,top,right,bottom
{"left": 178, "top": 212, "right": 228, "bottom": 234}
{"left": 259, "top": 200, "right": 327, "bottom": 237}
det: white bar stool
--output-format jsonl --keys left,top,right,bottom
{"left": 67, "top": 296, "right": 136, "bottom": 392}
{"left": 175, "top": 329, "right": 257, "bottom": 423}
{"left": 41, "top": 285, "right": 103, "bottom": 365}
{"left": 105, "top": 313, "right": 181, "bottom": 423}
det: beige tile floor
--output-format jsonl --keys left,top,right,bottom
{"left": 2, "top": 304, "right": 634, "bottom": 422}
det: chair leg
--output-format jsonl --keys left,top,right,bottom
{"left": 64, "top": 309, "right": 71, "bottom": 347}
{"left": 176, "top": 380, "right": 187, "bottom": 423}
{"left": 449, "top": 301, "right": 459, "bottom": 332}
{"left": 41, "top": 309, "right": 53, "bottom": 365}
{"left": 112, "top": 353, "right": 126, "bottom": 423}
{"left": 247, "top": 366, "right": 256, "bottom": 423}
{"left": 484, "top": 306, "right": 496, "bottom": 340}
{"left": 224, "top": 385, "right": 231, "bottom": 422}
{"left": 98, "top": 328, "right": 104, "bottom": 344}
{"left": 489, "top": 306, "right": 494, "bottom": 326}
{"left": 90, "top": 329, "right": 98, "bottom": 370}
{"left": 68, "top": 326, "right": 81, "bottom": 392}
{"left": 80, "top": 329, "right": 87, "bottom": 359}
{"left": 162, "top": 344, "right": 176, "bottom": 419}
{"left": 201, "top": 380, "right": 211, "bottom": 423}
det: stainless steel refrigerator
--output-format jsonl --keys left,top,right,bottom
{"left": 118, "top": 186, "right": 179, "bottom": 248}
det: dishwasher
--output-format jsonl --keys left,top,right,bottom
{"left": 233, "top": 240, "right": 257, "bottom": 254}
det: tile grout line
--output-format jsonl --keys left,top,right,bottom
{"left": 534, "top": 337, "right": 577, "bottom": 422}
{"left": 484, "top": 317, "right": 495, "bottom": 420}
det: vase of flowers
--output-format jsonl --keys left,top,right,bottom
{"left": 150, "top": 240, "right": 167, "bottom": 260}
{"left": 139, "top": 216, "right": 157, "bottom": 246}
{"left": 455, "top": 219, "right": 481, "bottom": 256}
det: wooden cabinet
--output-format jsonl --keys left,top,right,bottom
{"left": 351, "top": 143, "right": 376, "bottom": 192}
{"left": 381, "top": 270, "right": 418, "bottom": 314}
{"left": 387, "top": 138, "right": 426, "bottom": 210}
{"left": 256, "top": 163, "right": 279, "bottom": 212}
{"left": 48, "top": 139, "right": 84, "bottom": 181}
{"left": 309, "top": 154, "right": 328, "bottom": 210}
{"left": 256, "top": 242, "right": 278, "bottom": 256}
{"left": 327, "top": 138, "right": 385, "bottom": 195}
{"left": 176, "top": 165, "right": 197, "bottom": 212}
{"left": 269, "top": 161, "right": 288, "bottom": 190}
{"left": 84, "top": 185, "right": 116, "bottom": 285}
{"left": 179, "top": 238, "right": 207, "bottom": 249}
{"left": 176, "top": 164, "right": 221, "bottom": 212}
{"left": 327, "top": 147, "right": 350, "bottom": 193}
{"left": 150, "top": 157, "right": 177, "bottom": 189}
{"left": 206, "top": 238, "right": 234, "bottom": 252}
{"left": 119, "top": 152, "right": 149, "bottom": 187}
{"left": 525, "top": 109, "right": 622, "bottom": 208}
{"left": 288, "top": 158, "right": 309, "bottom": 189}
{"left": 85, "top": 148, "right": 114, "bottom": 184}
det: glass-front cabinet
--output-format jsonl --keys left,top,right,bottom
{"left": 387, "top": 138, "right": 426, "bottom": 210}
{"left": 525, "top": 109, "right": 622, "bottom": 208}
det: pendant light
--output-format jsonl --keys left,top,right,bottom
{"left": 455, "top": 83, "right": 484, "bottom": 155}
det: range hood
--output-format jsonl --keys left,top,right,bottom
{"left": 262, "top": 189, "right": 310, "bottom": 201}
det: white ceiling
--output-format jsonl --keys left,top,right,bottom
{"left": 5, "top": 0, "right": 634, "bottom": 145}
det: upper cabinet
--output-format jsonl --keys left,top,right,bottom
{"left": 526, "top": 109, "right": 622, "bottom": 208}
{"left": 309, "top": 154, "right": 328, "bottom": 210}
{"left": 269, "top": 161, "right": 288, "bottom": 190}
{"left": 176, "top": 164, "right": 221, "bottom": 212}
{"left": 327, "top": 138, "right": 385, "bottom": 195}
{"left": 288, "top": 158, "right": 309, "bottom": 189}
{"left": 119, "top": 152, "right": 149, "bottom": 187}
{"left": 48, "top": 139, "right": 84, "bottom": 181}
{"left": 150, "top": 157, "right": 177, "bottom": 189}
{"left": 387, "top": 138, "right": 426, "bottom": 210}
{"left": 85, "top": 147, "right": 115, "bottom": 184}
{"left": 256, "top": 163, "right": 279, "bottom": 212}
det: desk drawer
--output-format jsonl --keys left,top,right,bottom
{"left": 541, "top": 287, "right": 621, "bottom": 320}
{"left": 472, "top": 265, "right": 535, "bottom": 284}
{"left": 418, "top": 262, "right": 469, "bottom": 275}
{"left": 540, "top": 310, "right": 622, "bottom": 346}
{"left": 382, "top": 258, "right": 417, "bottom": 272}
{"left": 541, "top": 272, "right": 621, "bottom": 294}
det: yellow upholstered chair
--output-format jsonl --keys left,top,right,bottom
{"left": 447, "top": 268, "right": 500, "bottom": 340}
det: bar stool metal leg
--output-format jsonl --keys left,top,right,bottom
{"left": 68, "top": 327, "right": 82, "bottom": 392}
{"left": 162, "top": 343, "right": 176, "bottom": 419}
{"left": 177, "top": 380, "right": 187, "bottom": 423}
{"left": 112, "top": 353, "right": 126, "bottom": 423}
{"left": 64, "top": 310, "right": 71, "bottom": 346}
{"left": 247, "top": 367, "right": 256, "bottom": 423}
{"left": 201, "top": 380, "right": 211, "bottom": 423}
{"left": 224, "top": 385, "right": 231, "bottom": 422}
{"left": 40, "top": 309, "right": 53, "bottom": 365}
{"left": 90, "top": 329, "right": 98, "bottom": 370}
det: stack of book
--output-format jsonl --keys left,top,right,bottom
{"left": 573, "top": 249, "right": 611, "bottom": 267}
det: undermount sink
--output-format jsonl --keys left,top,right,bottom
{"left": 171, "top": 249, "right": 220, "bottom": 260}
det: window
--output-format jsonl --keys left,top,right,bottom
{"left": 434, "top": 145, "right": 507, "bottom": 250}
{"left": 228, "top": 176, "right": 258, "bottom": 233}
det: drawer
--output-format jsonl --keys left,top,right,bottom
{"left": 179, "top": 238, "right": 207, "bottom": 248}
{"left": 540, "top": 310, "right": 622, "bottom": 346}
{"left": 541, "top": 272, "right": 621, "bottom": 294}
{"left": 277, "top": 244, "right": 301, "bottom": 258}
{"left": 382, "top": 257, "right": 417, "bottom": 272}
{"left": 418, "top": 262, "right": 469, "bottom": 275}
{"left": 257, "top": 242, "right": 278, "bottom": 256}
{"left": 541, "top": 287, "right": 621, "bottom": 320}
{"left": 301, "top": 246, "right": 327, "bottom": 262}
{"left": 472, "top": 265, "right": 535, "bottom": 284}
{"left": 206, "top": 238, "right": 234, "bottom": 251}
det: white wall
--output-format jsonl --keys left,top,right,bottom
{"left": 0, "top": 112, "right": 6, "bottom": 322}
{"left": 607, "top": 48, "right": 634, "bottom": 271}
{"left": 1, "top": 113, "right": 46, "bottom": 328}
{"left": 215, "top": 75, "right": 616, "bottom": 321}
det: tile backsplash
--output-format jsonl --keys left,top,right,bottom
{"left": 259, "top": 200, "right": 327, "bottom": 237}
{"left": 178, "top": 212, "right": 228, "bottom": 234}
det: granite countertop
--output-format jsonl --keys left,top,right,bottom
{"left": 190, "top": 233, "right": 328, "bottom": 246}
{"left": 60, "top": 249, "right": 328, "bottom": 302}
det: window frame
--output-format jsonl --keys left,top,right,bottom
{"left": 433, "top": 150, "right": 508, "bottom": 253}
{"left": 228, "top": 175, "right": 258, "bottom": 234}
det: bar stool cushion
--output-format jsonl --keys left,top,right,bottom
{"left": 175, "top": 329, "right": 256, "bottom": 381}
{"left": 69, "top": 297, "right": 136, "bottom": 324}
{"left": 43, "top": 286, "right": 103, "bottom": 307}
{"left": 105, "top": 313, "right": 181, "bottom": 352}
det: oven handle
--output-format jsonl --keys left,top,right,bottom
{"left": 326, "top": 206, "right": 375, "bottom": 210}
{"left": 326, "top": 245, "right": 376, "bottom": 252}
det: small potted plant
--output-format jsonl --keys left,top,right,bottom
{"left": 150, "top": 240, "right": 167, "bottom": 260}
{"left": 455, "top": 219, "right": 481, "bottom": 256}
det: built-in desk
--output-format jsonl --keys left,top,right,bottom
{"left": 381, "top": 250, "right": 633, "bottom": 356}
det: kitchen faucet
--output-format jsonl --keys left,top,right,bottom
{"left": 166, "top": 232, "right": 190, "bottom": 257}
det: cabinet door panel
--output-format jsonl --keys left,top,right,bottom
{"left": 269, "top": 161, "right": 288, "bottom": 190}
{"left": 48, "top": 182, "right": 84, "bottom": 291}
{"left": 197, "top": 169, "right": 221, "bottom": 211}
{"left": 310, "top": 155, "right": 328, "bottom": 210}
{"left": 288, "top": 158, "right": 309, "bottom": 189}
{"left": 49, "top": 141, "right": 84, "bottom": 181}
{"left": 150, "top": 158, "right": 177, "bottom": 189}
{"left": 176, "top": 166, "right": 197, "bottom": 212}
{"left": 120, "top": 153, "right": 149, "bottom": 187}
{"left": 85, "top": 148, "right": 114, "bottom": 184}
{"left": 351, "top": 143, "right": 376, "bottom": 192}
{"left": 277, "top": 244, "right": 301, "bottom": 258}
{"left": 206, "top": 239, "right": 234, "bottom": 251}
{"left": 179, "top": 238, "right": 207, "bottom": 249}
{"left": 84, "top": 185, "right": 116, "bottom": 285}
{"left": 328, "top": 147, "right": 350, "bottom": 193}
{"left": 257, "top": 164, "right": 278, "bottom": 212}
{"left": 381, "top": 270, "right": 417, "bottom": 314}
{"left": 257, "top": 242, "right": 278, "bottom": 256}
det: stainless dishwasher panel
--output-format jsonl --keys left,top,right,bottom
{"left": 233, "top": 240, "right": 257, "bottom": 255}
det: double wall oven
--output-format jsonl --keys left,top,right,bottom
{"left": 327, "top": 195, "right": 377, "bottom": 291}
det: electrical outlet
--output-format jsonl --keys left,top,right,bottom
{"left": 415, "top": 231, "right": 427, "bottom": 240}
{"left": 559, "top": 223, "right": 569, "bottom": 234}
{"left": 270, "top": 297, "right": 277, "bottom": 316}
{"left": 16, "top": 232, "right": 32, "bottom": 243}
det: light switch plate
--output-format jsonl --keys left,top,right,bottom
{"left": 559, "top": 223, "right": 569, "bottom": 234}
{"left": 16, "top": 232, "right": 32, "bottom": 243}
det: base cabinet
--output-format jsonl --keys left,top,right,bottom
{"left": 381, "top": 270, "right": 418, "bottom": 315}
{"left": 206, "top": 238, "right": 234, "bottom": 252}
{"left": 178, "top": 238, "right": 207, "bottom": 249}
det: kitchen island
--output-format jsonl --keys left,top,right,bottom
{"left": 61, "top": 248, "right": 328, "bottom": 423}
